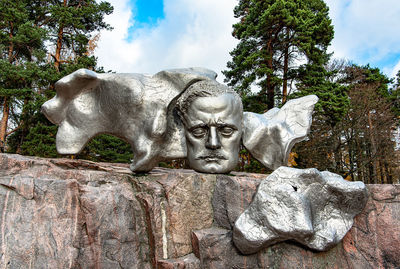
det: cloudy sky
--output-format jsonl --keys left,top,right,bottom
{"left": 95, "top": 0, "right": 400, "bottom": 83}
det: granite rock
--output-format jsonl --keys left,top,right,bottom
{"left": 0, "top": 154, "right": 398, "bottom": 269}
{"left": 212, "top": 174, "right": 264, "bottom": 229}
{"left": 0, "top": 154, "right": 231, "bottom": 267}
{"left": 133, "top": 169, "right": 218, "bottom": 260}
{"left": 0, "top": 154, "right": 151, "bottom": 269}
{"left": 157, "top": 253, "right": 200, "bottom": 269}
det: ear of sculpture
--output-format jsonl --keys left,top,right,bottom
{"left": 242, "top": 95, "right": 318, "bottom": 170}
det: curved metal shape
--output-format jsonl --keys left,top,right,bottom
{"left": 233, "top": 166, "right": 368, "bottom": 254}
{"left": 42, "top": 68, "right": 217, "bottom": 172}
{"left": 242, "top": 95, "right": 318, "bottom": 170}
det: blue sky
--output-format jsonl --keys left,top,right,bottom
{"left": 126, "top": 0, "right": 165, "bottom": 41}
{"left": 96, "top": 0, "right": 400, "bottom": 81}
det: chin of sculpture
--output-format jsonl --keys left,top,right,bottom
{"left": 42, "top": 67, "right": 368, "bottom": 254}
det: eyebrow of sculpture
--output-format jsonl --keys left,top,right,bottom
{"left": 188, "top": 123, "right": 208, "bottom": 131}
{"left": 188, "top": 122, "right": 238, "bottom": 130}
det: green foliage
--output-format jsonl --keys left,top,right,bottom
{"left": 293, "top": 62, "right": 350, "bottom": 126}
{"left": 19, "top": 123, "right": 59, "bottom": 158}
{"left": 223, "top": 0, "right": 334, "bottom": 109}
{"left": 1, "top": 0, "right": 131, "bottom": 164}
{"left": 236, "top": 148, "right": 272, "bottom": 174}
{"left": 293, "top": 64, "right": 399, "bottom": 184}
{"left": 390, "top": 70, "right": 400, "bottom": 118}
{"left": 77, "top": 134, "right": 132, "bottom": 163}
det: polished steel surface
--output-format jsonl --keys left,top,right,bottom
{"left": 42, "top": 68, "right": 319, "bottom": 173}
{"left": 176, "top": 80, "right": 243, "bottom": 173}
{"left": 233, "top": 166, "right": 368, "bottom": 254}
{"left": 242, "top": 95, "right": 318, "bottom": 170}
{"left": 42, "top": 68, "right": 217, "bottom": 172}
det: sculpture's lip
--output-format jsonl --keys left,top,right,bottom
{"left": 196, "top": 155, "right": 227, "bottom": 162}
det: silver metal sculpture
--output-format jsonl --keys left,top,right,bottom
{"left": 242, "top": 95, "right": 318, "bottom": 170}
{"left": 41, "top": 68, "right": 217, "bottom": 172}
{"left": 43, "top": 68, "right": 316, "bottom": 173}
{"left": 233, "top": 167, "right": 368, "bottom": 254}
{"left": 176, "top": 80, "right": 243, "bottom": 173}
{"left": 42, "top": 67, "right": 368, "bottom": 255}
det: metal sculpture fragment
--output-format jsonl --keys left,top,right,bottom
{"left": 233, "top": 167, "right": 368, "bottom": 254}
{"left": 41, "top": 67, "right": 217, "bottom": 172}
{"left": 43, "top": 68, "right": 317, "bottom": 174}
{"left": 242, "top": 95, "right": 318, "bottom": 170}
{"left": 176, "top": 80, "right": 243, "bottom": 173}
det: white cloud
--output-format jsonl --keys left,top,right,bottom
{"left": 325, "top": 0, "right": 400, "bottom": 77}
{"left": 95, "top": 0, "right": 238, "bottom": 82}
{"left": 97, "top": 0, "right": 400, "bottom": 80}
{"left": 391, "top": 59, "right": 400, "bottom": 79}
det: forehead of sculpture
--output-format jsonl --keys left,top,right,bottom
{"left": 185, "top": 93, "right": 242, "bottom": 126}
{"left": 193, "top": 94, "right": 237, "bottom": 112}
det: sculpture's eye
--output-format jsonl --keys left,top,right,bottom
{"left": 191, "top": 127, "right": 207, "bottom": 138}
{"left": 219, "top": 126, "right": 234, "bottom": 136}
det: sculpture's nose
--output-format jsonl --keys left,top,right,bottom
{"left": 206, "top": 126, "right": 221, "bottom": 149}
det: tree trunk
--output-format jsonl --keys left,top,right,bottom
{"left": 367, "top": 111, "right": 377, "bottom": 183}
{"left": 0, "top": 98, "right": 10, "bottom": 152}
{"left": 1, "top": 22, "right": 14, "bottom": 151}
{"left": 8, "top": 22, "right": 14, "bottom": 63}
{"left": 384, "top": 162, "right": 392, "bottom": 184}
{"left": 282, "top": 29, "right": 289, "bottom": 104}
{"left": 266, "top": 52, "right": 274, "bottom": 109}
{"left": 54, "top": 25, "right": 63, "bottom": 71}
{"left": 54, "top": 0, "right": 67, "bottom": 71}
{"left": 16, "top": 97, "right": 30, "bottom": 154}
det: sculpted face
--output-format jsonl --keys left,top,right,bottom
{"left": 183, "top": 93, "right": 243, "bottom": 173}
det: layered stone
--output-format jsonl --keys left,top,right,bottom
{"left": 0, "top": 154, "right": 398, "bottom": 268}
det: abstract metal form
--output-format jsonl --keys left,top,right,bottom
{"left": 233, "top": 167, "right": 368, "bottom": 254}
{"left": 42, "top": 68, "right": 368, "bottom": 255}
{"left": 41, "top": 68, "right": 217, "bottom": 172}
{"left": 42, "top": 68, "right": 316, "bottom": 174}
{"left": 242, "top": 95, "right": 318, "bottom": 170}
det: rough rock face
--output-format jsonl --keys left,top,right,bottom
{"left": 233, "top": 167, "right": 368, "bottom": 254}
{"left": 0, "top": 154, "right": 224, "bottom": 268}
{"left": 133, "top": 170, "right": 218, "bottom": 260}
{"left": 0, "top": 154, "right": 151, "bottom": 269}
{"left": 0, "top": 154, "right": 398, "bottom": 269}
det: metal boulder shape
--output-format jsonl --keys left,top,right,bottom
{"left": 233, "top": 167, "right": 368, "bottom": 254}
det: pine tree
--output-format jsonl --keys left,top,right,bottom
{"left": 0, "top": 0, "right": 48, "bottom": 152}
{"left": 3, "top": 0, "right": 134, "bottom": 164}
{"left": 223, "top": 0, "right": 334, "bottom": 109}
{"left": 294, "top": 64, "right": 398, "bottom": 184}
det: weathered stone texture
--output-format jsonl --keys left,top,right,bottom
{"left": 157, "top": 253, "right": 200, "bottom": 269}
{"left": 0, "top": 154, "right": 151, "bottom": 269}
{"left": 0, "top": 154, "right": 399, "bottom": 269}
{"left": 212, "top": 174, "right": 264, "bottom": 229}
{"left": 133, "top": 169, "right": 218, "bottom": 260}
{"left": 342, "top": 184, "right": 400, "bottom": 269}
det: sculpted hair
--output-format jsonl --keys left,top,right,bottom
{"left": 176, "top": 79, "right": 243, "bottom": 120}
